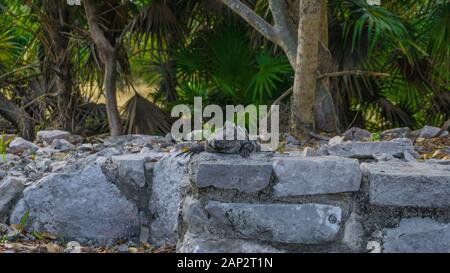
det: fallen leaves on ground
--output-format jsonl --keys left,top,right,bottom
{"left": 0, "top": 227, "right": 175, "bottom": 253}
{"left": 415, "top": 137, "right": 450, "bottom": 160}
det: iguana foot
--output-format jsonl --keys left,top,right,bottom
{"left": 176, "top": 143, "right": 205, "bottom": 157}
{"left": 239, "top": 142, "right": 256, "bottom": 158}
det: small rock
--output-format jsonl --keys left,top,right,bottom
{"left": 372, "top": 153, "right": 394, "bottom": 162}
{"left": 380, "top": 127, "right": 411, "bottom": 139}
{"left": 50, "top": 139, "right": 74, "bottom": 152}
{"left": 50, "top": 161, "right": 67, "bottom": 173}
{"left": 96, "top": 147, "right": 121, "bottom": 157}
{"left": 366, "top": 241, "right": 381, "bottom": 253}
{"left": 328, "top": 136, "right": 344, "bottom": 146}
{"left": 0, "top": 176, "right": 26, "bottom": 222}
{"left": 36, "top": 130, "right": 71, "bottom": 144}
{"left": 317, "top": 145, "right": 330, "bottom": 155}
{"left": 139, "top": 226, "right": 150, "bottom": 244}
{"left": 36, "top": 147, "right": 58, "bottom": 156}
{"left": 328, "top": 138, "right": 414, "bottom": 159}
{"left": 36, "top": 159, "right": 52, "bottom": 172}
{"left": 343, "top": 127, "right": 372, "bottom": 141}
{"left": 1, "top": 134, "right": 15, "bottom": 143}
{"left": 282, "top": 134, "right": 301, "bottom": 146}
{"left": 117, "top": 244, "right": 129, "bottom": 253}
{"left": 418, "top": 125, "right": 449, "bottom": 138}
{"left": 92, "top": 143, "right": 105, "bottom": 152}
{"left": 8, "top": 137, "right": 39, "bottom": 154}
{"left": 69, "top": 135, "right": 83, "bottom": 145}
{"left": 76, "top": 143, "right": 93, "bottom": 152}
{"left": 140, "top": 147, "right": 153, "bottom": 154}
{"left": 302, "top": 147, "right": 319, "bottom": 157}
{"left": 65, "top": 241, "right": 82, "bottom": 253}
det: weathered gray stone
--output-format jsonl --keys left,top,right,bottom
{"left": 426, "top": 159, "right": 450, "bottom": 166}
{"left": 110, "top": 153, "right": 163, "bottom": 210}
{"left": 384, "top": 218, "right": 450, "bottom": 253}
{"left": 418, "top": 125, "right": 449, "bottom": 138}
{"left": 36, "top": 147, "right": 57, "bottom": 156}
{"left": 363, "top": 162, "right": 450, "bottom": 207}
{"left": 36, "top": 130, "right": 71, "bottom": 144}
{"left": 69, "top": 135, "right": 83, "bottom": 145}
{"left": 50, "top": 139, "right": 74, "bottom": 151}
{"left": 342, "top": 212, "right": 365, "bottom": 251}
{"left": 178, "top": 233, "right": 284, "bottom": 253}
{"left": 343, "top": 127, "right": 372, "bottom": 141}
{"left": 96, "top": 147, "right": 121, "bottom": 157}
{"left": 282, "top": 134, "right": 301, "bottom": 146}
{"left": 35, "top": 159, "right": 52, "bottom": 172}
{"left": 372, "top": 153, "right": 394, "bottom": 162}
{"left": 380, "top": 127, "right": 411, "bottom": 139}
{"left": 148, "top": 152, "right": 190, "bottom": 247}
{"left": 112, "top": 153, "right": 159, "bottom": 188}
{"left": 8, "top": 137, "right": 39, "bottom": 154}
{"left": 9, "top": 163, "right": 139, "bottom": 243}
{"left": 302, "top": 147, "right": 319, "bottom": 157}
{"left": 328, "top": 136, "right": 344, "bottom": 146}
{"left": 194, "top": 157, "right": 273, "bottom": 193}
{"left": 104, "top": 134, "right": 167, "bottom": 147}
{"left": 403, "top": 151, "right": 417, "bottom": 162}
{"left": 273, "top": 156, "right": 362, "bottom": 196}
{"left": 76, "top": 143, "right": 93, "bottom": 152}
{"left": 0, "top": 177, "right": 26, "bottom": 222}
{"left": 327, "top": 138, "right": 414, "bottom": 159}
{"left": 204, "top": 201, "right": 342, "bottom": 244}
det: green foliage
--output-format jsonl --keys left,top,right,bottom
{"left": 370, "top": 133, "right": 381, "bottom": 142}
{"left": 168, "top": 20, "right": 293, "bottom": 107}
{"left": 329, "top": 0, "right": 450, "bottom": 130}
{"left": 0, "top": 0, "right": 449, "bottom": 136}
{"left": 0, "top": 131, "right": 13, "bottom": 161}
{"left": 18, "top": 209, "right": 30, "bottom": 233}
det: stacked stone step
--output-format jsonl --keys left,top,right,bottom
{"left": 177, "top": 153, "right": 364, "bottom": 253}
{"left": 361, "top": 161, "right": 450, "bottom": 253}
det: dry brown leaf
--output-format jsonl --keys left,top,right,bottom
{"left": 41, "top": 232, "right": 58, "bottom": 240}
{"left": 46, "top": 243, "right": 62, "bottom": 253}
{"left": 128, "top": 247, "right": 139, "bottom": 253}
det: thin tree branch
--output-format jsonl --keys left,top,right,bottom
{"left": 220, "top": 0, "right": 280, "bottom": 45}
{"left": 317, "top": 71, "right": 391, "bottom": 80}
{"left": 268, "top": 0, "right": 298, "bottom": 67}
{"left": 84, "top": 0, "right": 115, "bottom": 56}
{"left": 269, "top": 71, "right": 391, "bottom": 109}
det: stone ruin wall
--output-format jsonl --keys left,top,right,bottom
{"left": 2, "top": 132, "right": 450, "bottom": 253}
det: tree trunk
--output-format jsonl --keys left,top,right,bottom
{"left": 290, "top": 0, "right": 322, "bottom": 140}
{"left": 103, "top": 53, "right": 123, "bottom": 136}
{"left": 0, "top": 93, "right": 35, "bottom": 140}
{"left": 84, "top": 0, "right": 123, "bottom": 136}
{"left": 83, "top": 0, "right": 123, "bottom": 136}
{"left": 55, "top": 44, "right": 74, "bottom": 131}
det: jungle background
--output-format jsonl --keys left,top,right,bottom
{"left": 0, "top": 0, "right": 448, "bottom": 141}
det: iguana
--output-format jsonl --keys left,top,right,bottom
{"left": 178, "top": 122, "right": 259, "bottom": 158}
